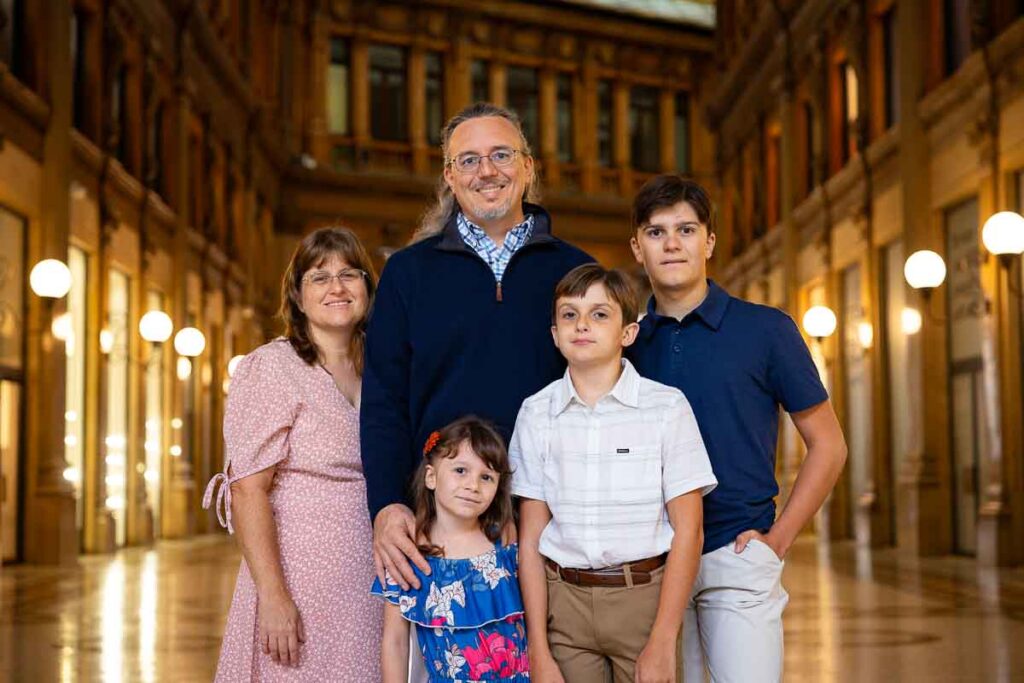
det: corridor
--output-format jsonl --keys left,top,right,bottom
{"left": 2, "top": 535, "right": 1023, "bottom": 681}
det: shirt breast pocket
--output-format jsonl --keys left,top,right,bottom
{"left": 606, "top": 444, "right": 662, "bottom": 505}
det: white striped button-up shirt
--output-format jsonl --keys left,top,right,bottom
{"left": 510, "top": 360, "right": 717, "bottom": 569}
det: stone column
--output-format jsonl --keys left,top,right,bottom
{"left": 897, "top": 0, "right": 950, "bottom": 556}
{"left": 24, "top": 0, "right": 77, "bottom": 565}
{"left": 613, "top": 80, "right": 630, "bottom": 195}
{"left": 539, "top": 67, "right": 558, "bottom": 187}
{"left": 579, "top": 55, "right": 598, "bottom": 195}
{"left": 351, "top": 37, "right": 370, "bottom": 163}
{"left": 408, "top": 46, "right": 428, "bottom": 175}
{"left": 489, "top": 62, "right": 506, "bottom": 108}
{"left": 659, "top": 88, "right": 675, "bottom": 173}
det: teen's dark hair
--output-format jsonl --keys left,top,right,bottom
{"left": 411, "top": 416, "right": 514, "bottom": 557}
{"left": 279, "top": 227, "right": 377, "bottom": 374}
{"left": 552, "top": 263, "right": 640, "bottom": 325}
{"left": 632, "top": 174, "right": 716, "bottom": 234}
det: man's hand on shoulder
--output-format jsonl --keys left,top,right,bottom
{"left": 372, "top": 503, "right": 431, "bottom": 590}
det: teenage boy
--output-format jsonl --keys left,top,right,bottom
{"left": 512, "top": 263, "right": 718, "bottom": 683}
{"left": 627, "top": 174, "right": 848, "bottom": 683}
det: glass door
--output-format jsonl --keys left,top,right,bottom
{"left": 0, "top": 379, "right": 21, "bottom": 561}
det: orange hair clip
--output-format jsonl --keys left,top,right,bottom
{"left": 423, "top": 430, "right": 441, "bottom": 456}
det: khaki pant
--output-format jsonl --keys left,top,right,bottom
{"left": 545, "top": 563, "right": 681, "bottom": 683}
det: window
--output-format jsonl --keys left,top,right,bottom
{"left": 839, "top": 60, "right": 858, "bottom": 164}
{"left": 425, "top": 52, "right": 444, "bottom": 146}
{"left": 556, "top": 73, "right": 573, "bottom": 163}
{"left": 105, "top": 269, "right": 131, "bottom": 547}
{"left": 630, "top": 86, "right": 660, "bottom": 173}
{"left": 369, "top": 45, "right": 407, "bottom": 141}
{"left": 803, "top": 101, "right": 816, "bottom": 194}
{"left": 112, "top": 65, "right": 129, "bottom": 164}
{"left": 882, "top": 8, "right": 900, "bottom": 128}
{"left": 326, "top": 37, "right": 350, "bottom": 135}
{"left": 148, "top": 104, "right": 164, "bottom": 195}
{"left": 471, "top": 59, "right": 489, "bottom": 103}
{"left": 597, "top": 80, "right": 613, "bottom": 167}
{"left": 65, "top": 247, "right": 88, "bottom": 533}
{"left": 0, "top": 0, "right": 22, "bottom": 76}
{"left": 944, "top": 0, "right": 972, "bottom": 75}
{"left": 506, "top": 66, "right": 538, "bottom": 150}
{"left": 71, "top": 9, "right": 89, "bottom": 132}
{"left": 144, "top": 290, "right": 165, "bottom": 537}
{"left": 674, "top": 92, "right": 690, "bottom": 173}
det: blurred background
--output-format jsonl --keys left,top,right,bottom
{"left": 1, "top": 0, "right": 1023, "bottom": 681}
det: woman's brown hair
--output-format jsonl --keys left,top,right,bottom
{"left": 411, "top": 416, "right": 514, "bottom": 557}
{"left": 279, "top": 227, "right": 377, "bottom": 374}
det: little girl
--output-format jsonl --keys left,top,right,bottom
{"left": 372, "top": 416, "right": 529, "bottom": 682}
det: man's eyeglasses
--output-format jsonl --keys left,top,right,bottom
{"left": 446, "top": 148, "right": 521, "bottom": 174}
{"left": 302, "top": 268, "right": 367, "bottom": 288}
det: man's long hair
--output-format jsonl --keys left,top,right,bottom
{"left": 412, "top": 102, "right": 542, "bottom": 243}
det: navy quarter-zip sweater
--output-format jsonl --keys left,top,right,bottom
{"left": 360, "top": 204, "right": 593, "bottom": 520}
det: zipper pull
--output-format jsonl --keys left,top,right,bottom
{"left": 496, "top": 281, "right": 503, "bottom": 302}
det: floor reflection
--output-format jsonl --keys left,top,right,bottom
{"left": 2, "top": 535, "right": 1024, "bottom": 681}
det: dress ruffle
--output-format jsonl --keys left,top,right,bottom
{"left": 370, "top": 543, "right": 524, "bottom": 629}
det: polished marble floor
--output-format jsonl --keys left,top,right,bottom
{"left": 2, "top": 535, "right": 1023, "bottom": 682}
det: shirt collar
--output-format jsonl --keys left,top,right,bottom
{"left": 550, "top": 359, "right": 642, "bottom": 416}
{"left": 458, "top": 212, "right": 533, "bottom": 243}
{"left": 639, "top": 279, "right": 730, "bottom": 341}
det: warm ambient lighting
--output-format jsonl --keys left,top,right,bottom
{"left": 856, "top": 321, "right": 874, "bottom": 349}
{"left": 139, "top": 310, "right": 174, "bottom": 344}
{"left": 904, "top": 250, "right": 946, "bottom": 290}
{"left": 51, "top": 312, "right": 72, "bottom": 341}
{"left": 173, "top": 327, "right": 206, "bottom": 357}
{"left": 802, "top": 305, "right": 837, "bottom": 340}
{"left": 29, "top": 259, "right": 72, "bottom": 299}
{"left": 901, "top": 307, "right": 923, "bottom": 335}
{"left": 981, "top": 211, "right": 1024, "bottom": 257}
{"left": 227, "top": 355, "right": 245, "bottom": 378}
{"left": 99, "top": 329, "right": 114, "bottom": 355}
{"left": 176, "top": 357, "right": 192, "bottom": 381}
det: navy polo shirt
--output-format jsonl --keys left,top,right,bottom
{"left": 626, "top": 280, "right": 828, "bottom": 555}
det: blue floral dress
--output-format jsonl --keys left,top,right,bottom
{"left": 371, "top": 542, "right": 530, "bottom": 682}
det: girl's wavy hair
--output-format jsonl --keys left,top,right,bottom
{"left": 412, "top": 102, "right": 541, "bottom": 243}
{"left": 411, "top": 416, "right": 514, "bottom": 557}
{"left": 279, "top": 227, "right": 377, "bottom": 374}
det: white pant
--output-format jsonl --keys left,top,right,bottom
{"left": 682, "top": 539, "right": 788, "bottom": 682}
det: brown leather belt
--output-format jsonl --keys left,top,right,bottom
{"left": 545, "top": 554, "right": 667, "bottom": 587}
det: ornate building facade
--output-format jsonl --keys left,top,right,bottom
{"left": 0, "top": 1, "right": 714, "bottom": 564}
{"left": 707, "top": 0, "right": 1024, "bottom": 565}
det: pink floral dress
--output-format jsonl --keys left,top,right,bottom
{"left": 203, "top": 338, "right": 382, "bottom": 681}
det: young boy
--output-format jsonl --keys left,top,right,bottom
{"left": 626, "top": 175, "right": 847, "bottom": 682}
{"left": 511, "top": 263, "right": 717, "bottom": 683}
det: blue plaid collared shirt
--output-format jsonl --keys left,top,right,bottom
{"left": 456, "top": 212, "right": 535, "bottom": 283}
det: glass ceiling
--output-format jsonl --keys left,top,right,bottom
{"left": 555, "top": 0, "right": 716, "bottom": 29}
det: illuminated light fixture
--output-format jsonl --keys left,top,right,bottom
{"left": 105, "top": 495, "right": 125, "bottom": 510}
{"left": 903, "top": 250, "right": 946, "bottom": 291}
{"left": 901, "top": 307, "right": 923, "bottom": 335}
{"left": 802, "top": 305, "right": 837, "bottom": 342}
{"left": 29, "top": 259, "right": 72, "bottom": 299}
{"left": 100, "top": 329, "right": 115, "bottom": 354}
{"left": 65, "top": 410, "right": 78, "bottom": 422}
{"left": 169, "top": 445, "right": 182, "bottom": 457}
{"left": 139, "top": 310, "right": 174, "bottom": 344}
{"left": 63, "top": 467, "right": 80, "bottom": 483}
{"left": 171, "top": 417, "right": 183, "bottom": 429}
{"left": 51, "top": 312, "right": 73, "bottom": 341}
{"left": 104, "top": 434, "right": 126, "bottom": 449}
{"left": 856, "top": 321, "right": 874, "bottom": 350}
{"left": 981, "top": 211, "right": 1024, "bottom": 258}
{"left": 64, "top": 434, "right": 78, "bottom": 447}
{"left": 176, "top": 357, "right": 192, "bottom": 381}
{"left": 144, "top": 470, "right": 159, "bottom": 484}
{"left": 174, "top": 327, "right": 206, "bottom": 357}
{"left": 227, "top": 355, "right": 245, "bottom": 378}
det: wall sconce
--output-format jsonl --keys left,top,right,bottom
{"left": 176, "top": 356, "right": 193, "bottom": 381}
{"left": 173, "top": 327, "right": 206, "bottom": 357}
{"left": 29, "top": 259, "right": 72, "bottom": 300}
{"left": 802, "top": 305, "right": 837, "bottom": 343}
{"left": 139, "top": 310, "right": 174, "bottom": 344}
{"left": 901, "top": 307, "right": 923, "bottom": 335}
{"left": 99, "top": 329, "right": 115, "bottom": 354}
{"left": 51, "top": 312, "right": 73, "bottom": 342}
{"left": 982, "top": 210, "right": 1024, "bottom": 296}
{"left": 904, "top": 249, "right": 947, "bottom": 321}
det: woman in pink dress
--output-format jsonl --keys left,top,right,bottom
{"left": 203, "top": 227, "right": 383, "bottom": 680}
